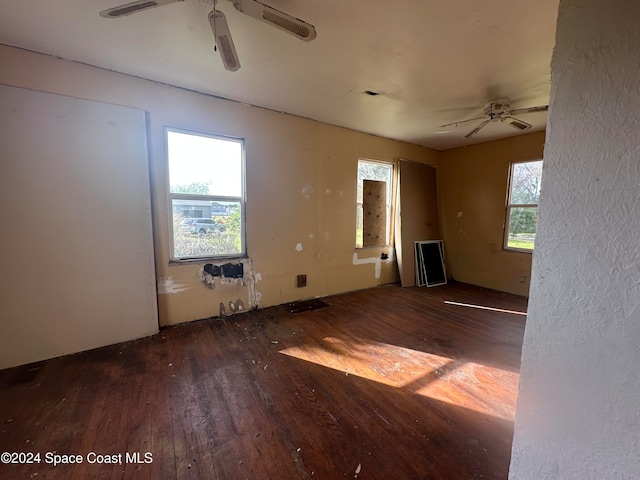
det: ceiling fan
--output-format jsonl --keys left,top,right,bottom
{"left": 440, "top": 98, "right": 548, "bottom": 139}
{"left": 99, "top": 0, "right": 317, "bottom": 72}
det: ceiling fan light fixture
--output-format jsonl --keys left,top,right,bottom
{"left": 231, "top": 0, "right": 317, "bottom": 41}
{"left": 99, "top": 0, "right": 183, "bottom": 18}
{"left": 209, "top": 9, "right": 241, "bottom": 71}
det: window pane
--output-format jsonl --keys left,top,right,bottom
{"left": 167, "top": 130, "right": 242, "bottom": 197}
{"left": 507, "top": 206, "right": 538, "bottom": 250}
{"left": 173, "top": 200, "right": 242, "bottom": 259}
{"left": 357, "top": 161, "right": 392, "bottom": 203}
{"left": 510, "top": 160, "right": 543, "bottom": 204}
{"left": 356, "top": 160, "right": 393, "bottom": 247}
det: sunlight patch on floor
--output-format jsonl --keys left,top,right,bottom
{"left": 444, "top": 300, "right": 527, "bottom": 316}
{"left": 279, "top": 336, "right": 518, "bottom": 420}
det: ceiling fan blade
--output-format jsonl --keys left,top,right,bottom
{"left": 439, "top": 115, "right": 487, "bottom": 129}
{"left": 509, "top": 105, "right": 548, "bottom": 115}
{"left": 229, "top": 0, "right": 317, "bottom": 41}
{"left": 99, "top": 0, "right": 184, "bottom": 18}
{"left": 464, "top": 119, "right": 491, "bottom": 139}
{"left": 502, "top": 116, "right": 533, "bottom": 131}
{"left": 209, "top": 9, "right": 241, "bottom": 72}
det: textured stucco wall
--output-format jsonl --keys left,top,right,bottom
{"left": 509, "top": 0, "right": 640, "bottom": 478}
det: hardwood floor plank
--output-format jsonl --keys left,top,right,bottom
{"left": 0, "top": 282, "right": 526, "bottom": 479}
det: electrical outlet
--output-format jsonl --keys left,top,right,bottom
{"left": 296, "top": 274, "right": 307, "bottom": 288}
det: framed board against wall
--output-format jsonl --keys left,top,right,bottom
{"left": 415, "top": 240, "right": 447, "bottom": 287}
{"left": 0, "top": 84, "right": 158, "bottom": 369}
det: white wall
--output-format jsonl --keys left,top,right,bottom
{"left": 0, "top": 85, "right": 158, "bottom": 369}
{"left": 509, "top": 0, "right": 640, "bottom": 478}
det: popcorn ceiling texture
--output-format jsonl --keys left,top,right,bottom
{"left": 509, "top": 0, "right": 640, "bottom": 478}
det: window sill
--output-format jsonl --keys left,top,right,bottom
{"left": 169, "top": 254, "right": 247, "bottom": 266}
{"left": 503, "top": 247, "right": 534, "bottom": 254}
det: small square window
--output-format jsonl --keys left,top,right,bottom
{"left": 166, "top": 128, "right": 245, "bottom": 261}
{"left": 504, "top": 160, "right": 543, "bottom": 252}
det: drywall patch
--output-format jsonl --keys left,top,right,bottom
{"left": 352, "top": 249, "right": 395, "bottom": 279}
{"left": 158, "top": 277, "right": 190, "bottom": 294}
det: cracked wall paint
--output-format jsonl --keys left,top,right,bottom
{"left": 158, "top": 277, "right": 190, "bottom": 294}
{"left": 352, "top": 250, "right": 395, "bottom": 279}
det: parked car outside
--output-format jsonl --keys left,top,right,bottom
{"left": 179, "top": 218, "right": 226, "bottom": 236}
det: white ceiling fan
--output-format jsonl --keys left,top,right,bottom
{"left": 99, "top": 0, "right": 317, "bottom": 72}
{"left": 440, "top": 98, "right": 548, "bottom": 139}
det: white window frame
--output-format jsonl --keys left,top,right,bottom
{"left": 504, "top": 159, "right": 542, "bottom": 253}
{"left": 166, "top": 127, "right": 246, "bottom": 262}
{"left": 355, "top": 159, "right": 394, "bottom": 248}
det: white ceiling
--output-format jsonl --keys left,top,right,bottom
{"left": 0, "top": 0, "right": 559, "bottom": 150}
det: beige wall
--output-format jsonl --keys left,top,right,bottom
{"left": 437, "top": 131, "right": 546, "bottom": 296}
{"left": 0, "top": 44, "right": 438, "bottom": 329}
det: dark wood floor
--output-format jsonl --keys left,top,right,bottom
{"left": 0, "top": 282, "right": 527, "bottom": 480}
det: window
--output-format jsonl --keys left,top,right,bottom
{"left": 167, "top": 128, "right": 245, "bottom": 260}
{"left": 356, "top": 159, "right": 393, "bottom": 248}
{"left": 505, "top": 160, "right": 543, "bottom": 252}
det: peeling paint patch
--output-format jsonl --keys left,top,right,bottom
{"left": 295, "top": 243, "right": 303, "bottom": 251}
{"left": 301, "top": 182, "right": 314, "bottom": 201}
{"left": 352, "top": 250, "right": 394, "bottom": 279}
{"left": 243, "top": 259, "right": 261, "bottom": 309}
{"left": 229, "top": 299, "right": 245, "bottom": 314}
{"left": 199, "top": 269, "right": 216, "bottom": 289}
{"left": 157, "top": 277, "right": 190, "bottom": 294}
{"left": 204, "top": 259, "right": 263, "bottom": 314}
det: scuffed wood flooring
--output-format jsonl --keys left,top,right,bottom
{"left": 0, "top": 282, "right": 527, "bottom": 479}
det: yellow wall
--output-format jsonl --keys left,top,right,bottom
{"left": 0, "top": 44, "right": 438, "bottom": 327}
{"left": 437, "top": 131, "right": 546, "bottom": 296}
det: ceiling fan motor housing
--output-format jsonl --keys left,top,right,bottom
{"left": 484, "top": 98, "right": 511, "bottom": 118}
